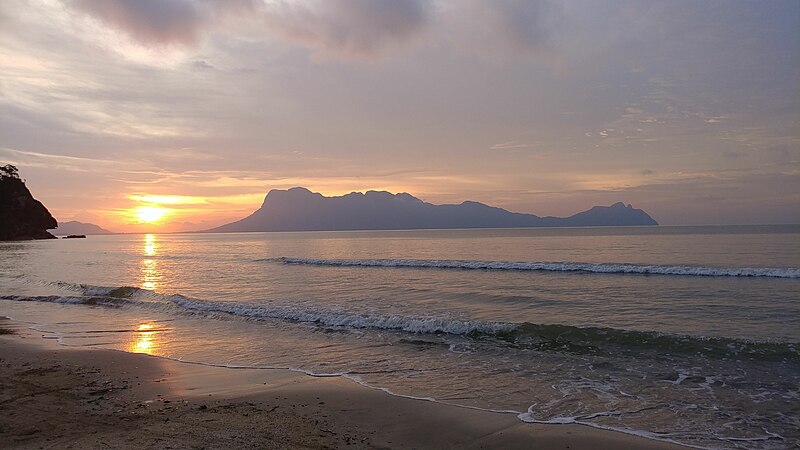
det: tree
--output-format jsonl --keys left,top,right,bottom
{"left": 0, "top": 164, "right": 20, "bottom": 180}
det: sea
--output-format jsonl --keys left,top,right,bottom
{"left": 1, "top": 225, "right": 798, "bottom": 449}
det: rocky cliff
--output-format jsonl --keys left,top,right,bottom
{"left": 0, "top": 165, "right": 57, "bottom": 241}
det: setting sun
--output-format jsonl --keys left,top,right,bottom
{"left": 135, "top": 206, "right": 167, "bottom": 223}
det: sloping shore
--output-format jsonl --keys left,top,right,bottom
{"left": 0, "top": 321, "right": 684, "bottom": 449}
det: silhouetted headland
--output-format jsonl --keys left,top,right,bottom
{"left": 0, "top": 164, "right": 57, "bottom": 241}
{"left": 209, "top": 187, "right": 658, "bottom": 233}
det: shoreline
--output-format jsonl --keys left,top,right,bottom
{"left": 1, "top": 319, "right": 685, "bottom": 449}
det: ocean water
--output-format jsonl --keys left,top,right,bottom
{"left": 1, "top": 225, "right": 798, "bottom": 449}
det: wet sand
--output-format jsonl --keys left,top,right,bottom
{"left": 0, "top": 320, "right": 685, "bottom": 449}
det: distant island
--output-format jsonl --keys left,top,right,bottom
{"left": 208, "top": 187, "right": 658, "bottom": 233}
{"left": 0, "top": 164, "right": 57, "bottom": 241}
{"left": 53, "top": 221, "right": 113, "bottom": 236}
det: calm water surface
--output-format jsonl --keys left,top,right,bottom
{"left": 1, "top": 225, "right": 798, "bottom": 449}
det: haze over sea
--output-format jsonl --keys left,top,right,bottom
{"left": 2, "top": 225, "right": 799, "bottom": 449}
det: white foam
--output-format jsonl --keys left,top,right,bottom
{"left": 83, "top": 286, "right": 115, "bottom": 296}
{"left": 167, "top": 295, "right": 515, "bottom": 336}
{"left": 2, "top": 291, "right": 515, "bottom": 336}
{"left": 517, "top": 405, "right": 692, "bottom": 448}
{"left": 276, "top": 257, "right": 800, "bottom": 278}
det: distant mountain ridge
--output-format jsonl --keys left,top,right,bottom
{"left": 53, "top": 221, "right": 113, "bottom": 236}
{"left": 208, "top": 187, "right": 657, "bottom": 233}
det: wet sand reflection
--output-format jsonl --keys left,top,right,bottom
{"left": 129, "top": 323, "right": 159, "bottom": 354}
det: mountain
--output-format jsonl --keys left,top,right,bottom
{"left": 52, "top": 221, "right": 113, "bottom": 236}
{"left": 208, "top": 187, "right": 658, "bottom": 233}
{"left": 0, "top": 164, "right": 57, "bottom": 240}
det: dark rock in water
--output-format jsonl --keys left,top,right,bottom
{"left": 208, "top": 186, "right": 659, "bottom": 233}
{"left": 0, "top": 164, "right": 57, "bottom": 241}
{"left": 62, "top": 234, "right": 87, "bottom": 239}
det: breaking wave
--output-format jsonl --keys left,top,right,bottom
{"left": 270, "top": 257, "right": 800, "bottom": 278}
{"left": 3, "top": 285, "right": 797, "bottom": 362}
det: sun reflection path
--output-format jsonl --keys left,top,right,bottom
{"left": 140, "top": 234, "right": 160, "bottom": 291}
{"left": 143, "top": 233, "right": 157, "bottom": 256}
{"left": 130, "top": 323, "right": 159, "bottom": 354}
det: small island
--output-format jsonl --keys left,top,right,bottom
{"left": 0, "top": 164, "right": 58, "bottom": 241}
{"left": 53, "top": 221, "right": 113, "bottom": 236}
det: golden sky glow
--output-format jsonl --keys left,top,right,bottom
{"left": 135, "top": 206, "right": 168, "bottom": 224}
{"left": 129, "top": 194, "right": 208, "bottom": 205}
{"left": 110, "top": 192, "right": 264, "bottom": 232}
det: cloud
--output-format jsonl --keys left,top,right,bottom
{"left": 722, "top": 149, "right": 745, "bottom": 159}
{"left": 69, "top": 0, "right": 208, "bottom": 46}
{"left": 67, "top": 0, "right": 429, "bottom": 59}
{"left": 190, "top": 59, "right": 214, "bottom": 70}
{"left": 442, "top": 0, "right": 561, "bottom": 59}
{"left": 67, "top": 0, "right": 259, "bottom": 47}
{"left": 0, "top": 3, "right": 9, "bottom": 27}
{"left": 0, "top": 147, "right": 122, "bottom": 172}
{"left": 490, "top": 141, "right": 530, "bottom": 150}
{"left": 261, "top": 0, "right": 429, "bottom": 59}
{"left": 128, "top": 194, "right": 208, "bottom": 204}
{"left": 65, "top": 0, "right": 563, "bottom": 62}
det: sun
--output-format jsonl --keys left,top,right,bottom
{"left": 135, "top": 206, "right": 167, "bottom": 223}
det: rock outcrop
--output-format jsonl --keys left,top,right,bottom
{"left": 0, "top": 164, "right": 57, "bottom": 241}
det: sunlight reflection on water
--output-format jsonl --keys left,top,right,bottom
{"left": 129, "top": 323, "right": 158, "bottom": 354}
{"left": 140, "top": 234, "right": 159, "bottom": 290}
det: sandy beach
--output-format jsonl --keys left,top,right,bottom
{"left": 0, "top": 319, "right": 686, "bottom": 449}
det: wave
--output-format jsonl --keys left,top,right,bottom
{"left": 3, "top": 285, "right": 798, "bottom": 362}
{"left": 270, "top": 257, "right": 800, "bottom": 278}
{"left": 167, "top": 295, "right": 516, "bottom": 336}
{"left": 0, "top": 294, "right": 134, "bottom": 307}
{"left": 493, "top": 322, "right": 799, "bottom": 361}
{"left": 0, "top": 288, "right": 513, "bottom": 336}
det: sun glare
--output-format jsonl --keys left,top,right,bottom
{"left": 135, "top": 206, "right": 167, "bottom": 223}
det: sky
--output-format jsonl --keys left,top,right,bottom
{"left": 0, "top": 0, "right": 798, "bottom": 232}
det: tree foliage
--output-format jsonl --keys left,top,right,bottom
{"left": 0, "top": 164, "right": 20, "bottom": 180}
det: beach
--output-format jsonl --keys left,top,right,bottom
{"left": 0, "top": 320, "right": 688, "bottom": 449}
{"left": 3, "top": 1, "right": 798, "bottom": 447}
{"left": 1, "top": 228, "right": 798, "bottom": 448}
